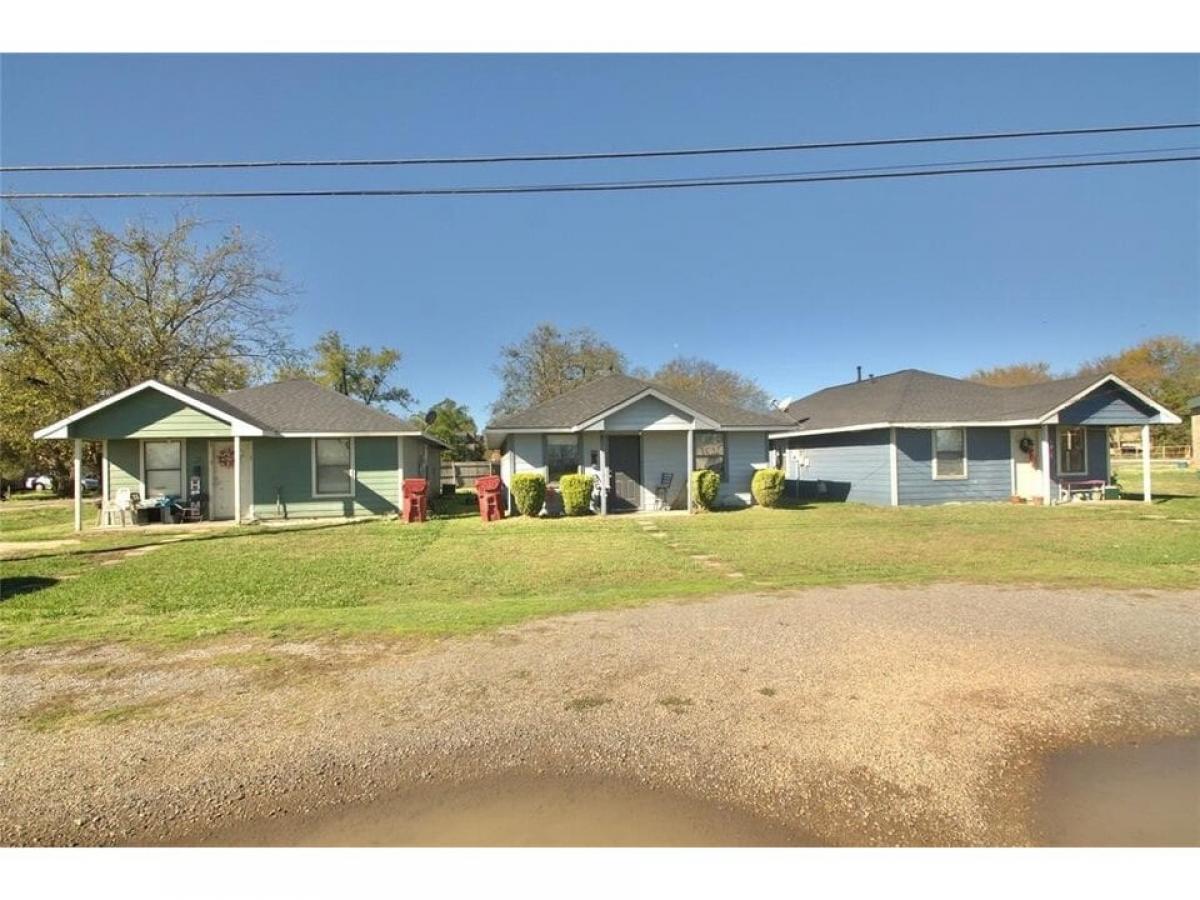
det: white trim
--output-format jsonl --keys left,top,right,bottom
{"left": 396, "top": 436, "right": 404, "bottom": 512}
{"left": 102, "top": 439, "right": 109, "bottom": 502}
{"left": 137, "top": 440, "right": 146, "bottom": 497}
{"left": 571, "top": 388, "right": 722, "bottom": 433}
{"left": 1055, "top": 425, "right": 1089, "bottom": 476}
{"left": 311, "top": 436, "right": 356, "bottom": 499}
{"left": 1040, "top": 426, "right": 1052, "bottom": 503}
{"left": 888, "top": 427, "right": 899, "bottom": 506}
{"left": 1141, "top": 424, "right": 1153, "bottom": 504}
{"left": 686, "top": 428, "right": 695, "bottom": 513}
{"left": 930, "top": 427, "right": 968, "bottom": 481}
{"left": 233, "top": 436, "right": 242, "bottom": 526}
{"left": 73, "top": 438, "right": 83, "bottom": 532}
{"left": 33, "top": 379, "right": 266, "bottom": 439}
{"left": 1039, "top": 374, "right": 1183, "bottom": 425}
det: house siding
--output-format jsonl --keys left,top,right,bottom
{"left": 640, "top": 432, "right": 687, "bottom": 510}
{"left": 68, "top": 391, "right": 231, "bottom": 439}
{"left": 781, "top": 429, "right": 891, "bottom": 506}
{"left": 896, "top": 427, "right": 1011, "bottom": 505}
{"left": 603, "top": 396, "right": 693, "bottom": 431}
{"left": 1057, "top": 387, "right": 1159, "bottom": 425}
{"left": 251, "top": 436, "right": 400, "bottom": 519}
{"left": 186, "top": 439, "right": 208, "bottom": 497}
{"left": 105, "top": 439, "right": 141, "bottom": 500}
{"left": 717, "top": 432, "right": 769, "bottom": 507}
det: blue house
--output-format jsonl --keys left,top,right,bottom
{"left": 769, "top": 370, "right": 1181, "bottom": 506}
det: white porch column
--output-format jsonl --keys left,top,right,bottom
{"left": 73, "top": 438, "right": 83, "bottom": 532}
{"left": 1040, "top": 425, "right": 1052, "bottom": 505}
{"left": 599, "top": 443, "right": 608, "bottom": 516}
{"left": 888, "top": 428, "right": 899, "bottom": 506}
{"left": 1141, "top": 424, "right": 1152, "bottom": 504}
{"left": 686, "top": 428, "right": 695, "bottom": 513}
{"left": 233, "top": 435, "right": 242, "bottom": 525}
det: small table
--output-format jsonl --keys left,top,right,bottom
{"left": 1059, "top": 479, "right": 1107, "bottom": 502}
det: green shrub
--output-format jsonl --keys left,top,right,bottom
{"left": 510, "top": 472, "right": 547, "bottom": 517}
{"left": 751, "top": 468, "right": 786, "bottom": 508}
{"left": 559, "top": 473, "right": 593, "bottom": 516}
{"left": 690, "top": 469, "right": 720, "bottom": 511}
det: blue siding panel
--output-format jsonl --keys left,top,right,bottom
{"left": 785, "top": 429, "right": 891, "bottom": 506}
{"left": 1058, "top": 386, "right": 1159, "bottom": 425}
{"left": 896, "top": 427, "right": 1011, "bottom": 505}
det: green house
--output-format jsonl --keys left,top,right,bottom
{"left": 35, "top": 379, "right": 447, "bottom": 531}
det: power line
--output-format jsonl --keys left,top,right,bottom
{"left": 2, "top": 122, "right": 1198, "bottom": 173}
{"left": 4, "top": 154, "right": 1195, "bottom": 200}
{"left": 2, "top": 154, "right": 1195, "bottom": 201}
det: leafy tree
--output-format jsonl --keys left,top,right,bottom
{"left": 1, "top": 206, "right": 289, "bottom": 490}
{"left": 421, "top": 398, "right": 481, "bottom": 461}
{"left": 1076, "top": 335, "right": 1199, "bottom": 444}
{"left": 967, "top": 361, "right": 1054, "bottom": 386}
{"left": 280, "top": 330, "right": 415, "bottom": 411}
{"left": 492, "top": 323, "right": 626, "bottom": 416}
{"left": 647, "top": 356, "right": 774, "bottom": 411}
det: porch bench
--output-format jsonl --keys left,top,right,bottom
{"left": 1058, "top": 479, "right": 1107, "bottom": 503}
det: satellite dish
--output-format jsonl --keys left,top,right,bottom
{"left": 424, "top": 410, "right": 437, "bottom": 425}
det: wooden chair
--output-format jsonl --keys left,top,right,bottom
{"left": 653, "top": 472, "right": 674, "bottom": 510}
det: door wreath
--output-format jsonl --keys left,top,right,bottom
{"left": 1018, "top": 436, "right": 1037, "bottom": 465}
{"left": 216, "top": 447, "right": 235, "bottom": 469}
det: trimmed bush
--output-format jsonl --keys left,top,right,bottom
{"left": 751, "top": 468, "right": 786, "bottom": 508}
{"left": 510, "top": 472, "right": 547, "bottom": 517}
{"left": 690, "top": 469, "right": 720, "bottom": 511}
{"left": 559, "top": 473, "right": 594, "bottom": 516}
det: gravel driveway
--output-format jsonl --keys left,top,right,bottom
{"left": 1, "top": 583, "right": 1197, "bottom": 846}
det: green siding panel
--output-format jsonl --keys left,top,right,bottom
{"left": 186, "top": 439, "right": 208, "bottom": 496}
{"left": 251, "top": 436, "right": 399, "bottom": 520}
{"left": 69, "top": 390, "right": 231, "bottom": 439}
{"left": 106, "top": 439, "right": 140, "bottom": 499}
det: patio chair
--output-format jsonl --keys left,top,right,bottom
{"left": 653, "top": 472, "right": 674, "bottom": 510}
{"left": 100, "top": 487, "right": 135, "bottom": 527}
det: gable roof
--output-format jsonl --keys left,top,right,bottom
{"left": 772, "top": 369, "right": 1180, "bottom": 437}
{"left": 486, "top": 372, "right": 794, "bottom": 433}
{"left": 35, "top": 378, "right": 450, "bottom": 447}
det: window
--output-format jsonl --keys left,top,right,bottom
{"left": 313, "top": 438, "right": 353, "bottom": 496}
{"left": 1058, "top": 426, "right": 1087, "bottom": 475}
{"left": 932, "top": 428, "right": 967, "bottom": 479}
{"left": 144, "top": 440, "right": 182, "bottom": 497}
{"left": 693, "top": 431, "right": 726, "bottom": 479}
{"left": 545, "top": 434, "right": 580, "bottom": 483}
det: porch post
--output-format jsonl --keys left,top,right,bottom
{"left": 73, "top": 438, "right": 83, "bottom": 532}
{"left": 1040, "top": 425, "right": 1052, "bottom": 505}
{"left": 686, "top": 428, "right": 695, "bottom": 513}
{"left": 1141, "top": 424, "right": 1152, "bottom": 504}
{"left": 233, "top": 435, "right": 242, "bottom": 525}
{"left": 599, "top": 443, "right": 608, "bottom": 516}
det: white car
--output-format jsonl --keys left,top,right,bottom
{"left": 24, "top": 475, "right": 54, "bottom": 491}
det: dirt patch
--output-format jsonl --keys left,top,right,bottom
{"left": 0, "top": 539, "right": 80, "bottom": 556}
{"left": 0, "top": 584, "right": 1197, "bottom": 847}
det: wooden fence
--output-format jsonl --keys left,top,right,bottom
{"left": 440, "top": 460, "right": 500, "bottom": 487}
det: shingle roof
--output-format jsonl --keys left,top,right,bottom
{"left": 779, "top": 369, "right": 1115, "bottom": 432}
{"left": 487, "top": 372, "right": 794, "bottom": 431}
{"left": 219, "top": 379, "right": 442, "bottom": 442}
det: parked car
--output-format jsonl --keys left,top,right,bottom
{"left": 24, "top": 474, "right": 54, "bottom": 491}
{"left": 81, "top": 476, "right": 100, "bottom": 492}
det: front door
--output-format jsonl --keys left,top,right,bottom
{"left": 1011, "top": 428, "right": 1042, "bottom": 500}
{"left": 606, "top": 435, "right": 642, "bottom": 512}
{"left": 209, "top": 440, "right": 253, "bottom": 520}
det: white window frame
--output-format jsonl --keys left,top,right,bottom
{"left": 931, "top": 428, "right": 968, "bottom": 481}
{"left": 143, "top": 439, "right": 183, "bottom": 498}
{"left": 1057, "top": 426, "right": 1088, "bottom": 476}
{"left": 311, "top": 437, "right": 356, "bottom": 498}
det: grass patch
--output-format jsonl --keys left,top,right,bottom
{"left": 657, "top": 695, "right": 694, "bottom": 713}
{"left": 565, "top": 695, "right": 612, "bottom": 712}
{"left": 1, "top": 474, "right": 1198, "bottom": 651}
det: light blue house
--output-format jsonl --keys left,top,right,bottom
{"left": 769, "top": 370, "right": 1180, "bottom": 506}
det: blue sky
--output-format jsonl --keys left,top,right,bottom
{"left": 2, "top": 54, "right": 1197, "bottom": 421}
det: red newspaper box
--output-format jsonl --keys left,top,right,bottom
{"left": 474, "top": 475, "right": 504, "bottom": 522}
{"left": 402, "top": 478, "right": 428, "bottom": 523}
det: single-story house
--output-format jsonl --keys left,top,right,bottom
{"left": 484, "top": 373, "right": 794, "bottom": 513}
{"left": 769, "top": 369, "right": 1181, "bottom": 506}
{"left": 35, "top": 379, "right": 447, "bottom": 531}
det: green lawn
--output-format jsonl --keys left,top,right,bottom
{"left": 1, "top": 475, "right": 1197, "bottom": 650}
